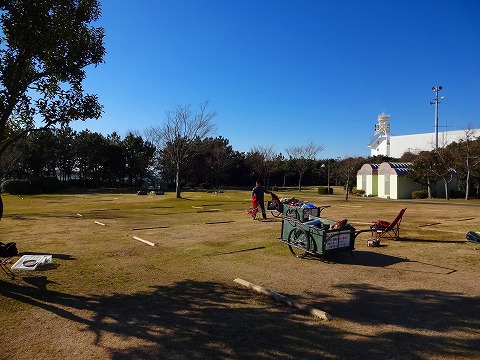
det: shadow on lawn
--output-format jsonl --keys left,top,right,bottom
{"left": 330, "top": 251, "right": 457, "bottom": 274}
{"left": 1, "top": 278, "right": 479, "bottom": 359}
{"left": 399, "top": 237, "right": 465, "bottom": 244}
{"left": 326, "top": 250, "right": 408, "bottom": 267}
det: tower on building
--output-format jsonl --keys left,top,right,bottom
{"left": 368, "top": 113, "right": 391, "bottom": 156}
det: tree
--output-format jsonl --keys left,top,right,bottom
{"left": 0, "top": 0, "right": 105, "bottom": 217}
{"left": 398, "top": 151, "right": 417, "bottom": 162}
{"left": 408, "top": 151, "right": 439, "bottom": 199}
{"left": 408, "top": 148, "right": 457, "bottom": 200}
{"left": 246, "top": 145, "right": 280, "bottom": 187}
{"left": 147, "top": 102, "right": 217, "bottom": 198}
{"left": 102, "top": 132, "right": 126, "bottom": 186}
{"left": 451, "top": 126, "right": 480, "bottom": 200}
{"left": 122, "top": 132, "right": 156, "bottom": 187}
{"left": 431, "top": 147, "right": 456, "bottom": 200}
{"left": 20, "top": 128, "right": 58, "bottom": 177}
{"left": 55, "top": 125, "right": 77, "bottom": 182}
{"left": 285, "top": 141, "right": 324, "bottom": 191}
{"left": 74, "top": 130, "right": 106, "bottom": 187}
{"left": 337, "top": 157, "right": 365, "bottom": 201}
{"left": 0, "top": 141, "right": 23, "bottom": 180}
{"left": 199, "top": 137, "right": 235, "bottom": 187}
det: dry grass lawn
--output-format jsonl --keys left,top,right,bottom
{"left": 1, "top": 188, "right": 479, "bottom": 360}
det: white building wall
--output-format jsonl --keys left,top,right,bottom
{"left": 356, "top": 174, "right": 378, "bottom": 196}
{"left": 377, "top": 174, "right": 390, "bottom": 198}
{"left": 389, "top": 133, "right": 436, "bottom": 158}
{"left": 370, "top": 129, "right": 479, "bottom": 158}
{"left": 390, "top": 175, "right": 398, "bottom": 199}
{"left": 356, "top": 174, "right": 363, "bottom": 191}
{"left": 369, "top": 136, "right": 390, "bottom": 157}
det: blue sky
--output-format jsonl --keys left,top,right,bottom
{"left": 78, "top": 0, "right": 480, "bottom": 159}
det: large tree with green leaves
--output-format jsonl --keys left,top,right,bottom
{"left": 122, "top": 132, "right": 156, "bottom": 187}
{"left": 0, "top": 0, "right": 105, "bottom": 218}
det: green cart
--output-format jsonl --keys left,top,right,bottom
{"left": 278, "top": 205, "right": 367, "bottom": 258}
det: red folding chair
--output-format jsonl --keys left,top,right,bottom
{"left": 370, "top": 208, "right": 407, "bottom": 241}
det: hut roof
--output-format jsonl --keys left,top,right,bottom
{"left": 378, "top": 162, "right": 411, "bottom": 175}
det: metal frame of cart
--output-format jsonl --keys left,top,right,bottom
{"left": 278, "top": 204, "right": 369, "bottom": 259}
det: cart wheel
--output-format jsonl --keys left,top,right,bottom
{"left": 287, "top": 228, "right": 310, "bottom": 258}
{"left": 285, "top": 207, "right": 300, "bottom": 220}
{"left": 271, "top": 209, "right": 282, "bottom": 218}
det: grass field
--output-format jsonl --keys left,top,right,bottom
{"left": 1, "top": 188, "right": 479, "bottom": 359}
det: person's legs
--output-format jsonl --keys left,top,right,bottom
{"left": 259, "top": 202, "right": 267, "bottom": 220}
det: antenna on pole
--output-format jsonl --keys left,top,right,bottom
{"left": 430, "top": 86, "right": 444, "bottom": 149}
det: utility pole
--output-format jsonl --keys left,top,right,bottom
{"left": 430, "top": 86, "right": 444, "bottom": 149}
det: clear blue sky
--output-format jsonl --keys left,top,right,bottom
{"left": 78, "top": 0, "right": 480, "bottom": 159}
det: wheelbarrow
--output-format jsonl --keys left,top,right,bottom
{"left": 278, "top": 213, "right": 370, "bottom": 259}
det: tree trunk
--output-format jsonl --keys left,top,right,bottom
{"left": 427, "top": 180, "right": 433, "bottom": 199}
{"left": 444, "top": 179, "right": 449, "bottom": 200}
{"left": 345, "top": 180, "right": 349, "bottom": 201}
{"left": 175, "top": 164, "right": 181, "bottom": 198}
{"left": 465, "top": 169, "right": 470, "bottom": 200}
{"left": 345, "top": 169, "right": 350, "bottom": 201}
{"left": 0, "top": 194, "right": 3, "bottom": 220}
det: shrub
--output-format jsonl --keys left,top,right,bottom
{"left": 200, "top": 182, "right": 213, "bottom": 190}
{"left": 351, "top": 189, "right": 366, "bottom": 196}
{"left": 449, "top": 189, "right": 464, "bottom": 199}
{"left": 30, "top": 177, "right": 62, "bottom": 194}
{"left": 318, "top": 186, "right": 333, "bottom": 195}
{"left": 1, "top": 179, "right": 32, "bottom": 194}
{"left": 63, "top": 178, "right": 96, "bottom": 189}
{"left": 318, "top": 186, "right": 328, "bottom": 194}
{"left": 412, "top": 190, "right": 428, "bottom": 199}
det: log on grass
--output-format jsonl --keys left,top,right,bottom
{"left": 133, "top": 236, "right": 155, "bottom": 247}
{"left": 233, "top": 278, "right": 333, "bottom": 321}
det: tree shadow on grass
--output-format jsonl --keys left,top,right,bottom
{"left": 317, "top": 283, "right": 480, "bottom": 359}
{"left": 1, "top": 278, "right": 479, "bottom": 359}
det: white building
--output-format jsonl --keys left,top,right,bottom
{"left": 367, "top": 113, "right": 479, "bottom": 158}
{"left": 356, "top": 163, "right": 379, "bottom": 196}
{"left": 356, "top": 162, "right": 457, "bottom": 199}
{"left": 376, "top": 162, "right": 423, "bottom": 199}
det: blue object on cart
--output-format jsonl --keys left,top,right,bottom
{"left": 466, "top": 231, "right": 480, "bottom": 243}
{"left": 305, "top": 219, "right": 322, "bottom": 227}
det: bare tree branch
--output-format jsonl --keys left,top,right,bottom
{"left": 146, "top": 101, "right": 217, "bottom": 198}
{"left": 285, "top": 141, "right": 324, "bottom": 191}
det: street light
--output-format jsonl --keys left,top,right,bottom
{"left": 321, "top": 163, "right": 331, "bottom": 194}
{"left": 430, "top": 86, "right": 444, "bottom": 149}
